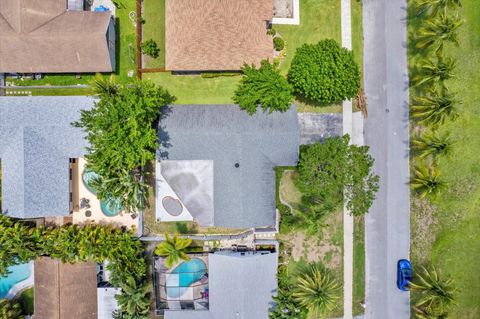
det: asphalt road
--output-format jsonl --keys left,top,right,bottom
{"left": 363, "top": 1, "right": 411, "bottom": 318}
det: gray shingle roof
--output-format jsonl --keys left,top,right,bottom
{"left": 0, "top": 96, "right": 93, "bottom": 218}
{"left": 164, "top": 251, "right": 278, "bottom": 319}
{"left": 157, "top": 105, "right": 299, "bottom": 228}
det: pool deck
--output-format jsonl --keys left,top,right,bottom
{"left": 72, "top": 158, "right": 139, "bottom": 230}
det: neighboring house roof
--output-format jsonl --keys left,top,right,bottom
{"left": 0, "top": 96, "right": 92, "bottom": 218}
{"left": 164, "top": 251, "right": 278, "bottom": 319}
{"left": 0, "top": 0, "right": 114, "bottom": 73}
{"left": 34, "top": 257, "right": 98, "bottom": 319}
{"left": 157, "top": 105, "right": 299, "bottom": 228}
{"left": 165, "top": 0, "right": 273, "bottom": 71}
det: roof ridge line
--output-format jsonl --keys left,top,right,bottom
{"left": 25, "top": 10, "right": 67, "bottom": 34}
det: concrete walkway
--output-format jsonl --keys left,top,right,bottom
{"left": 341, "top": 0, "right": 354, "bottom": 318}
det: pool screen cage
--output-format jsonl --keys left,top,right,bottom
{"left": 153, "top": 255, "right": 209, "bottom": 315}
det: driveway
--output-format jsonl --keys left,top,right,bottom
{"left": 298, "top": 113, "right": 342, "bottom": 145}
{"left": 363, "top": 1, "right": 410, "bottom": 319}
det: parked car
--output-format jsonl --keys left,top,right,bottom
{"left": 397, "top": 259, "right": 413, "bottom": 291}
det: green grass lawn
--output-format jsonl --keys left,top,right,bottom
{"left": 143, "top": 0, "right": 165, "bottom": 68}
{"left": 352, "top": 216, "right": 365, "bottom": 316}
{"left": 409, "top": 1, "right": 480, "bottom": 317}
{"left": 144, "top": 73, "right": 241, "bottom": 104}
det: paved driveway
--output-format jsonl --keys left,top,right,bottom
{"left": 298, "top": 113, "right": 342, "bottom": 145}
{"left": 363, "top": 1, "right": 410, "bottom": 318}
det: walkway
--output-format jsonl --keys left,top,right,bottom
{"left": 363, "top": 1, "right": 410, "bottom": 318}
{"left": 341, "top": 0, "right": 354, "bottom": 317}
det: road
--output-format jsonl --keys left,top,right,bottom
{"left": 363, "top": 1, "right": 410, "bottom": 319}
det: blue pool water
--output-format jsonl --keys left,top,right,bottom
{"left": 166, "top": 258, "right": 207, "bottom": 299}
{"left": 0, "top": 263, "right": 32, "bottom": 299}
{"left": 82, "top": 170, "right": 122, "bottom": 217}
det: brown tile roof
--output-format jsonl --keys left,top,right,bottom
{"left": 165, "top": 0, "right": 274, "bottom": 71}
{"left": 0, "top": 0, "right": 113, "bottom": 73}
{"left": 34, "top": 257, "right": 98, "bottom": 319}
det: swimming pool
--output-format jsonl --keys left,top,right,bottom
{"left": 82, "top": 170, "right": 122, "bottom": 217}
{"left": 0, "top": 263, "right": 33, "bottom": 299}
{"left": 166, "top": 258, "right": 207, "bottom": 299}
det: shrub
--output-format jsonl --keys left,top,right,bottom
{"left": 267, "top": 28, "right": 276, "bottom": 36}
{"left": 140, "top": 39, "right": 160, "bottom": 58}
{"left": 233, "top": 59, "right": 294, "bottom": 115}
{"left": 288, "top": 39, "right": 360, "bottom": 103}
{"left": 273, "top": 37, "right": 285, "bottom": 51}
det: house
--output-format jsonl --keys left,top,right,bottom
{"left": 165, "top": 0, "right": 273, "bottom": 71}
{"left": 0, "top": 96, "right": 92, "bottom": 218}
{"left": 0, "top": 0, "right": 115, "bottom": 73}
{"left": 156, "top": 105, "right": 299, "bottom": 229}
{"left": 158, "top": 251, "right": 278, "bottom": 319}
{"left": 34, "top": 257, "right": 98, "bottom": 319}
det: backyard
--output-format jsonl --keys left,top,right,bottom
{"left": 409, "top": 0, "right": 480, "bottom": 317}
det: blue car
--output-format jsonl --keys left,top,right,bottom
{"left": 397, "top": 259, "right": 412, "bottom": 291}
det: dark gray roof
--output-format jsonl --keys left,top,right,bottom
{"left": 0, "top": 96, "right": 93, "bottom": 218}
{"left": 165, "top": 251, "right": 278, "bottom": 319}
{"left": 158, "top": 105, "right": 299, "bottom": 228}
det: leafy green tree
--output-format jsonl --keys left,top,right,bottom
{"left": 411, "top": 88, "right": 458, "bottom": 126}
{"left": 140, "top": 39, "right": 160, "bottom": 58}
{"left": 413, "top": 131, "right": 453, "bottom": 159}
{"left": 416, "top": 12, "right": 462, "bottom": 54}
{"left": 233, "top": 60, "right": 294, "bottom": 115}
{"left": 292, "top": 263, "right": 340, "bottom": 317}
{"left": 416, "top": 0, "right": 462, "bottom": 16}
{"left": 297, "top": 136, "right": 379, "bottom": 217}
{"left": 411, "top": 162, "right": 445, "bottom": 199}
{"left": 0, "top": 299, "right": 23, "bottom": 319}
{"left": 288, "top": 39, "right": 360, "bottom": 103}
{"left": 410, "top": 266, "right": 456, "bottom": 317}
{"left": 414, "top": 57, "right": 456, "bottom": 87}
{"left": 74, "top": 78, "right": 175, "bottom": 213}
{"left": 154, "top": 233, "right": 192, "bottom": 268}
{"left": 114, "top": 277, "right": 150, "bottom": 319}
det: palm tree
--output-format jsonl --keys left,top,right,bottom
{"left": 115, "top": 277, "right": 150, "bottom": 318}
{"left": 292, "top": 263, "right": 340, "bottom": 317}
{"left": 0, "top": 298, "right": 23, "bottom": 319}
{"left": 411, "top": 88, "right": 458, "bottom": 126}
{"left": 409, "top": 266, "right": 456, "bottom": 317}
{"left": 416, "top": 0, "right": 462, "bottom": 17}
{"left": 154, "top": 233, "right": 192, "bottom": 268}
{"left": 416, "top": 12, "right": 462, "bottom": 54}
{"left": 90, "top": 73, "right": 118, "bottom": 96}
{"left": 414, "top": 57, "right": 456, "bottom": 87}
{"left": 412, "top": 131, "right": 453, "bottom": 159}
{"left": 411, "top": 163, "right": 445, "bottom": 199}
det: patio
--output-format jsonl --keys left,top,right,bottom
{"left": 71, "top": 158, "right": 139, "bottom": 230}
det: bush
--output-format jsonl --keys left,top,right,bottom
{"left": 288, "top": 39, "right": 360, "bottom": 103}
{"left": 140, "top": 39, "right": 160, "bottom": 58}
{"left": 273, "top": 37, "right": 285, "bottom": 51}
{"left": 233, "top": 59, "right": 294, "bottom": 115}
{"left": 267, "top": 28, "right": 277, "bottom": 36}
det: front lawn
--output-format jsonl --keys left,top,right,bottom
{"left": 16, "top": 288, "right": 34, "bottom": 315}
{"left": 409, "top": 0, "right": 480, "bottom": 317}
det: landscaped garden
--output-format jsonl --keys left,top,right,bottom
{"left": 408, "top": 0, "right": 480, "bottom": 317}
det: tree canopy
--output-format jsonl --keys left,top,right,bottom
{"left": 297, "top": 136, "right": 379, "bottom": 217}
{"left": 287, "top": 39, "right": 360, "bottom": 104}
{"left": 233, "top": 60, "right": 294, "bottom": 115}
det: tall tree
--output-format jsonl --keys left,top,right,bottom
{"left": 410, "top": 266, "right": 456, "bottom": 317}
{"left": 411, "top": 88, "right": 458, "bottom": 126}
{"left": 416, "top": 12, "right": 462, "bottom": 54}
{"left": 411, "top": 162, "right": 445, "bottom": 199}
{"left": 154, "top": 233, "right": 192, "bottom": 268}
{"left": 414, "top": 57, "right": 456, "bottom": 87}
{"left": 412, "top": 131, "right": 453, "bottom": 159}
{"left": 234, "top": 60, "right": 294, "bottom": 115}
{"left": 114, "top": 277, "right": 150, "bottom": 319}
{"left": 416, "top": 0, "right": 462, "bottom": 16}
{"left": 292, "top": 263, "right": 340, "bottom": 317}
{"left": 0, "top": 299, "right": 23, "bottom": 319}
